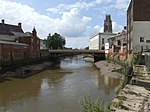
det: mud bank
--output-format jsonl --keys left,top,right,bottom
{"left": 0, "top": 61, "right": 52, "bottom": 82}
{"left": 94, "top": 60, "right": 123, "bottom": 79}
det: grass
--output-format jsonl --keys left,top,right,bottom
{"left": 110, "top": 99, "right": 123, "bottom": 109}
{"left": 80, "top": 96, "right": 110, "bottom": 112}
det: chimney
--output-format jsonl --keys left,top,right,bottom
{"left": 18, "top": 22, "right": 22, "bottom": 28}
{"left": 32, "top": 27, "right": 37, "bottom": 36}
{"left": 124, "top": 26, "right": 127, "bottom": 30}
{"left": 1, "top": 19, "right": 4, "bottom": 24}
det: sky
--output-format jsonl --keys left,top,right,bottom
{"left": 0, "top": 0, "right": 130, "bottom": 48}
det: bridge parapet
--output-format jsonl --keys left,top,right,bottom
{"left": 48, "top": 50, "right": 105, "bottom": 54}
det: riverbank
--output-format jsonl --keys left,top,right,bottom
{"left": 94, "top": 60, "right": 123, "bottom": 79}
{"left": 94, "top": 60, "right": 150, "bottom": 112}
{"left": 0, "top": 61, "right": 53, "bottom": 82}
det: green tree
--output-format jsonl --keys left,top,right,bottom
{"left": 85, "top": 46, "right": 89, "bottom": 50}
{"left": 44, "top": 33, "right": 66, "bottom": 49}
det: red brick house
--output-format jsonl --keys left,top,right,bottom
{"left": 19, "top": 27, "right": 40, "bottom": 58}
{"left": 0, "top": 41, "right": 29, "bottom": 61}
{"left": 0, "top": 20, "right": 40, "bottom": 61}
{"left": 0, "top": 20, "right": 30, "bottom": 61}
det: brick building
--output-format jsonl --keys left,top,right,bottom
{"left": 0, "top": 41, "right": 29, "bottom": 61}
{"left": 127, "top": 0, "right": 150, "bottom": 59}
{"left": 19, "top": 28, "right": 40, "bottom": 58}
{"left": 0, "top": 20, "right": 40, "bottom": 61}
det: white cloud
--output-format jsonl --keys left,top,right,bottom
{"left": 112, "top": 22, "right": 123, "bottom": 33}
{"left": 66, "top": 36, "right": 90, "bottom": 48}
{"left": 55, "top": 8, "right": 92, "bottom": 37}
{"left": 100, "top": 27, "right": 104, "bottom": 33}
{"left": 115, "top": 0, "right": 130, "bottom": 10}
{"left": 46, "top": 0, "right": 113, "bottom": 14}
{"left": 0, "top": 0, "right": 91, "bottom": 39}
{"left": 46, "top": 4, "right": 67, "bottom": 14}
{"left": 92, "top": 25, "right": 101, "bottom": 34}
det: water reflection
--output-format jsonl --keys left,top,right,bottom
{"left": 0, "top": 78, "right": 41, "bottom": 108}
{"left": 0, "top": 56, "right": 122, "bottom": 112}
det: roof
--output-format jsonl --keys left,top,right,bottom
{"left": 90, "top": 32, "right": 117, "bottom": 39}
{"left": 0, "top": 23, "right": 24, "bottom": 35}
{"left": 0, "top": 40, "right": 29, "bottom": 46}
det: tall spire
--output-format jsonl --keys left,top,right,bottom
{"left": 104, "top": 15, "right": 112, "bottom": 33}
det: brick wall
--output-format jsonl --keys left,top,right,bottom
{"left": 133, "top": 0, "right": 150, "bottom": 21}
{"left": 0, "top": 43, "right": 29, "bottom": 61}
{"left": 19, "top": 36, "right": 40, "bottom": 58}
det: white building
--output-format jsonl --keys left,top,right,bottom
{"left": 89, "top": 32, "right": 116, "bottom": 50}
{"left": 89, "top": 15, "right": 117, "bottom": 50}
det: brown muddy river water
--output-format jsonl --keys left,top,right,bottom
{"left": 0, "top": 56, "right": 121, "bottom": 112}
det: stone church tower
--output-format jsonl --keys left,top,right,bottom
{"left": 104, "top": 15, "right": 112, "bottom": 33}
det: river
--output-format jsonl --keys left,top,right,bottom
{"left": 0, "top": 56, "right": 121, "bottom": 112}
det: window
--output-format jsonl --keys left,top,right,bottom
{"left": 102, "top": 38, "right": 104, "bottom": 44}
{"left": 146, "top": 40, "right": 150, "bottom": 43}
{"left": 117, "top": 40, "right": 121, "bottom": 45}
{"left": 101, "top": 46, "right": 105, "bottom": 50}
{"left": 140, "top": 37, "right": 144, "bottom": 42}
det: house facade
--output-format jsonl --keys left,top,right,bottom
{"left": 19, "top": 28, "right": 40, "bottom": 58}
{"left": 89, "top": 15, "right": 117, "bottom": 50}
{"left": 0, "top": 19, "right": 25, "bottom": 42}
{"left": 127, "top": 0, "right": 150, "bottom": 58}
{"left": 89, "top": 33, "right": 116, "bottom": 50}
{"left": 0, "top": 20, "right": 40, "bottom": 61}
{"left": 108, "top": 27, "right": 127, "bottom": 60}
{"left": 0, "top": 41, "right": 29, "bottom": 61}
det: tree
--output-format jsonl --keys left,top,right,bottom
{"left": 44, "top": 33, "right": 66, "bottom": 49}
{"left": 85, "top": 46, "right": 89, "bottom": 50}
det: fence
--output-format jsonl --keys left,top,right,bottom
{"left": 145, "top": 54, "right": 150, "bottom": 70}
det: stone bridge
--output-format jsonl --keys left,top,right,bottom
{"left": 48, "top": 50, "right": 105, "bottom": 62}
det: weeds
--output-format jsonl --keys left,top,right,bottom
{"left": 80, "top": 96, "right": 110, "bottom": 112}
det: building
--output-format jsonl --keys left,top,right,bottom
{"left": 19, "top": 27, "right": 40, "bottom": 58}
{"left": 108, "top": 26, "right": 127, "bottom": 60}
{"left": 0, "top": 20, "right": 40, "bottom": 61}
{"left": 89, "top": 15, "right": 117, "bottom": 50}
{"left": 104, "top": 15, "right": 112, "bottom": 33}
{"left": 0, "top": 20, "right": 30, "bottom": 61}
{"left": 127, "top": 0, "right": 150, "bottom": 58}
{"left": 0, "top": 19, "right": 25, "bottom": 42}
{"left": 89, "top": 33, "right": 116, "bottom": 50}
{"left": 109, "top": 26, "right": 127, "bottom": 54}
{"left": 0, "top": 41, "right": 29, "bottom": 61}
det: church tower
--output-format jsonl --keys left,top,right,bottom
{"left": 104, "top": 15, "right": 112, "bottom": 33}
